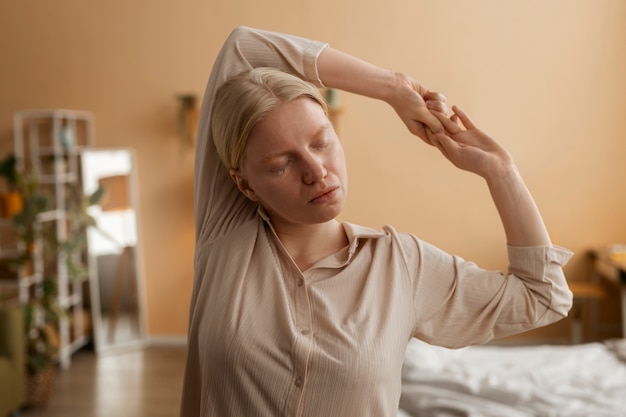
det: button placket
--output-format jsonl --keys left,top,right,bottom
{"left": 288, "top": 266, "right": 313, "bottom": 414}
{"left": 265, "top": 228, "right": 313, "bottom": 416}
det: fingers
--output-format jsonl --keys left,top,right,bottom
{"left": 422, "top": 90, "right": 447, "bottom": 134}
{"left": 424, "top": 91, "right": 448, "bottom": 114}
{"left": 427, "top": 105, "right": 479, "bottom": 137}
{"left": 450, "top": 105, "right": 477, "bottom": 130}
{"left": 423, "top": 90, "right": 446, "bottom": 103}
{"left": 420, "top": 110, "right": 445, "bottom": 135}
{"left": 412, "top": 123, "right": 430, "bottom": 144}
{"left": 430, "top": 109, "right": 462, "bottom": 134}
{"left": 425, "top": 127, "right": 445, "bottom": 149}
{"left": 426, "top": 100, "right": 447, "bottom": 115}
{"left": 426, "top": 128, "right": 456, "bottom": 161}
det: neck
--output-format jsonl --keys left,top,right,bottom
{"left": 273, "top": 220, "right": 348, "bottom": 271}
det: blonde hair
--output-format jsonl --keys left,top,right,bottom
{"left": 211, "top": 67, "right": 328, "bottom": 170}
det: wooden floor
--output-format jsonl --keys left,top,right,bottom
{"left": 21, "top": 345, "right": 187, "bottom": 417}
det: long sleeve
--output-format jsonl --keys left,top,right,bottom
{"left": 193, "top": 26, "right": 328, "bottom": 246}
{"left": 401, "top": 234, "right": 573, "bottom": 348}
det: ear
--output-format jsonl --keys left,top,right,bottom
{"left": 230, "top": 169, "right": 259, "bottom": 202}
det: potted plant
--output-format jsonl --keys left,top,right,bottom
{"left": 23, "top": 278, "right": 63, "bottom": 407}
{"left": 3, "top": 158, "right": 104, "bottom": 407}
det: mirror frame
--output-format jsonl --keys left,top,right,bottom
{"left": 80, "top": 147, "right": 147, "bottom": 354}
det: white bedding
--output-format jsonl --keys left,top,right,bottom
{"left": 399, "top": 338, "right": 626, "bottom": 417}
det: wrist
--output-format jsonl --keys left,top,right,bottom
{"left": 382, "top": 72, "right": 418, "bottom": 105}
{"left": 362, "top": 69, "right": 406, "bottom": 104}
{"left": 485, "top": 161, "right": 523, "bottom": 196}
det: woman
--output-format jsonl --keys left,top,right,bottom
{"left": 182, "top": 26, "right": 573, "bottom": 417}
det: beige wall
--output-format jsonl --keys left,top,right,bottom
{"left": 1, "top": 1, "right": 625, "bottom": 341}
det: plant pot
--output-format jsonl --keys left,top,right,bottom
{"left": 25, "top": 364, "right": 56, "bottom": 407}
{"left": 0, "top": 191, "right": 23, "bottom": 218}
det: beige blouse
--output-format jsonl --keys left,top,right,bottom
{"left": 181, "top": 26, "right": 573, "bottom": 417}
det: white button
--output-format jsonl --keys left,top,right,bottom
{"left": 297, "top": 279, "right": 304, "bottom": 287}
{"left": 301, "top": 329, "right": 310, "bottom": 336}
{"left": 295, "top": 377, "right": 303, "bottom": 387}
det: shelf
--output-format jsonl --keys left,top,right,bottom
{"left": 15, "top": 109, "right": 94, "bottom": 120}
{"left": 31, "top": 146, "right": 87, "bottom": 157}
{"left": 38, "top": 172, "right": 78, "bottom": 184}
{"left": 10, "top": 108, "right": 95, "bottom": 368}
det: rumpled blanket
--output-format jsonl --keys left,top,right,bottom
{"left": 399, "top": 339, "right": 626, "bottom": 417}
{"left": 604, "top": 338, "right": 626, "bottom": 362}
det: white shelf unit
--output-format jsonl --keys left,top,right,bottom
{"left": 12, "top": 109, "right": 95, "bottom": 368}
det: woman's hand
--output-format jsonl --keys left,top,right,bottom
{"left": 426, "top": 105, "right": 515, "bottom": 180}
{"left": 387, "top": 72, "right": 448, "bottom": 144}
{"left": 427, "top": 105, "right": 552, "bottom": 247}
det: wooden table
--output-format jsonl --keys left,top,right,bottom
{"left": 588, "top": 249, "right": 626, "bottom": 339}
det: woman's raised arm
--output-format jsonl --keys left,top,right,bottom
{"left": 317, "top": 47, "right": 447, "bottom": 143}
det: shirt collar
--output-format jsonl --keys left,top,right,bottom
{"left": 258, "top": 205, "right": 386, "bottom": 265}
{"left": 342, "top": 222, "right": 385, "bottom": 261}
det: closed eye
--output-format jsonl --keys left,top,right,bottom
{"left": 311, "top": 138, "right": 330, "bottom": 151}
{"left": 269, "top": 159, "right": 291, "bottom": 175}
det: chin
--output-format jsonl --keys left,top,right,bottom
{"left": 309, "top": 204, "right": 344, "bottom": 224}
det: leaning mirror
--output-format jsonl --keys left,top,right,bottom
{"left": 80, "top": 148, "right": 146, "bottom": 353}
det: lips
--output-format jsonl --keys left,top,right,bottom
{"left": 309, "top": 186, "right": 339, "bottom": 203}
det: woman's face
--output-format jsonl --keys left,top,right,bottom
{"left": 232, "top": 97, "right": 348, "bottom": 229}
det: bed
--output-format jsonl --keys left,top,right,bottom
{"left": 398, "top": 338, "right": 626, "bottom": 417}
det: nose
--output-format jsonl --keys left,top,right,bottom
{"left": 302, "top": 153, "right": 327, "bottom": 184}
